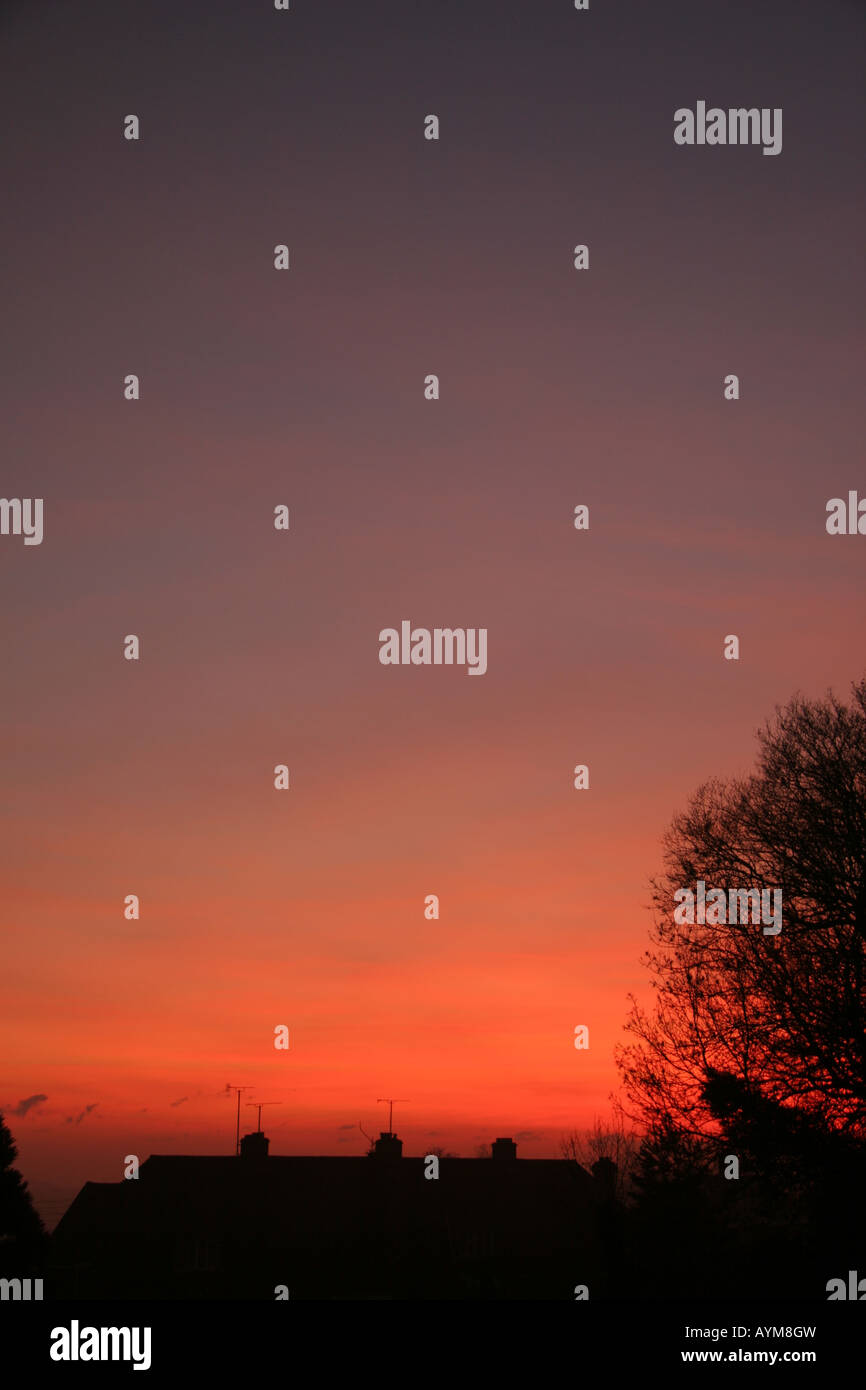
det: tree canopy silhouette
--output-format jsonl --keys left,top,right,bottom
{"left": 0, "top": 1112, "right": 46, "bottom": 1270}
{"left": 616, "top": 680, "right": 866, "bottom": 1142}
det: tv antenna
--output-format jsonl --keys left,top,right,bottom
{"left": 227, "top": 1085, "right": 253, "bottom": 1154}
{"left": 377, "top": 1098, "right": 408, "bottom": 1134}
{"left": 246, "top": 1101, "right": 280, "bottom": 1131}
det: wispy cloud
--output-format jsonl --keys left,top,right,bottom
{"left": 10, "top": 1094, "right": 47, "bottom": 1118}
{"left": 65, "top": 1103, "right": 98, "bottom": 1126}
{"left": 170, "top": 1097, "right": 189, "bottom": 1108}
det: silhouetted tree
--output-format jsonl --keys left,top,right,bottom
{"left": 560, "top": 1114, "right": 639, "bottom": 1202}
{"left": 700, "top": 1064, "right": 866, "bottom": 1282}
{"left": 701, "top": 1066, "right": 857, "bottom": 1175}
{"left": 0, "top": 1113, "right": 46, "bottom": 1272}
{"left": 631, "top": 1122, "right": 717, "bottom": 1204}
{"left": 616, "top": 680, "right": 866, "bottom": 1141}
{"left": 625, "top": 1122, "right": 736, "bottom": 1297}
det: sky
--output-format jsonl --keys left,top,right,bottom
{"left": 1, "top": 0, "right": 864, "bottom": 1230}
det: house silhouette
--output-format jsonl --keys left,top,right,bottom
{"left": 49, "top": 1129, "right": 604, "bottom": 1299}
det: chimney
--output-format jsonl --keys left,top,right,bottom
{"left": 372, "top": 1131, "right": 403, "bottom": 1161}
{"left": 239, "top": 1130, "right": 269, "bottom": 1160}
{"left": 591, "top": 1156, "right": 617, "bottom": 1198}
{"left": 491, "top": 1137, "right": 517, "bottom": 1161}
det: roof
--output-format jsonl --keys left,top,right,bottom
{"left": 53, "top": 1153, "right": 595, "bottom": 1245}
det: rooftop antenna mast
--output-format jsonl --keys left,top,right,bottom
{"left": 377, "top": 1098, "right": 409, "bottom": 1135}
{"left": 227, "top": 1085, "right": 254, "bottom": 1155}
{"left": 246, "top": 1100, "right": 279, "bottom": 1132}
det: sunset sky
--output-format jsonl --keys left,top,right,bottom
{"left": 2, "top": 0, "right": 864, "bottom": 1229}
